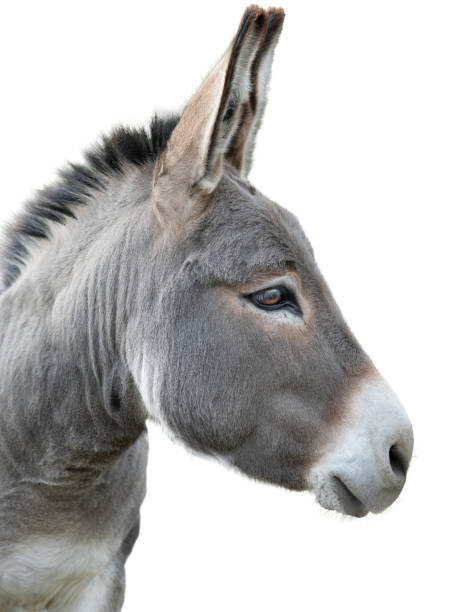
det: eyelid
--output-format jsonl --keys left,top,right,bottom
{"left": 241, "top": 274, "right": 299, "bottom": 294}
{"left": 258, "top": 284, "right": 293, "bottom": 299}
{"left": 241, "top": 284, "right": 287, "bottom": 298}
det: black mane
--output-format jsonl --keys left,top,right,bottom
{"left": 0, "top": 114, "right": 180, "bottom": 289}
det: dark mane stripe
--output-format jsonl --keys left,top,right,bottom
{"left": 0, "top": 114, "right": 180, "bottom": 290}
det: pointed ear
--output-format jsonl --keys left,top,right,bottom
{"left": 153, "top": 6, "right": 277, "bottom": 220}
{"left": 225, "top": 8, "right": 285, "bottom": 177}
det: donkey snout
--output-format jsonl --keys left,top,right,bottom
{"left": 310, "top": 377, "right": 414, "bottom": 517}
{"left": 330, "top": 429, "right": 413, "bottom": 516}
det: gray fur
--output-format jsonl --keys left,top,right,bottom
{"left": 0, "top": 6, "right": 411, "bottom": 611}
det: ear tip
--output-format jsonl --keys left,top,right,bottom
{"left": 240, "top": 6, "right": 285, "bottom": 34}
{"left": 267, "top": 7, "right": 286, "bottom": 17}
{"left": 238, "top": 6, "right": 266, "bottom": 37}
{"left": 241, "top": 5, "right": 265, "bottom": 22}
{"left": 243, "top": 4, "right": 265, "bottom": 14}
{"left": 242, "top": 5, "right": 286, "bottom": 17}
{"left": 266, "top": 8, "right": 286, "bottom": 30}
{"left": 233, "top": 6, "right": 267, "bottom": 54}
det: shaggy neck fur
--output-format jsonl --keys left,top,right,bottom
{"left": 0, "top": 131, "right": 172, "bottom": 543}
{"left": 0, "top": 115, "right": 179, "bottom": 291}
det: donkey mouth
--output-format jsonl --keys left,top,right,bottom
{"left": 310, "top": 473, "right": 369, "bottom": 518}
{"left": 330, "top": 476, "right": 368, "bottom": 517}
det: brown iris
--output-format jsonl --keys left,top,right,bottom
{"left": 256, "top": 287, "right": 283, "bottom": 306}
{"left": 247, "top": 285, "right": 301, "bottom": 315}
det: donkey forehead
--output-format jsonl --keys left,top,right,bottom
{"left": 186, "top": 171, "right": 315, "bottom": 285}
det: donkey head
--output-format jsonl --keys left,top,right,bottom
{"left": 131, "top": 6, "right": 413, "bottom": 517}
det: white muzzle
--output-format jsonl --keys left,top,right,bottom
{"left": 310, "top": 376, "right": 414, "bottom": 517}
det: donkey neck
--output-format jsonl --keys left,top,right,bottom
{"left": 0, "top": 169, "right": 153, "bottom": 496}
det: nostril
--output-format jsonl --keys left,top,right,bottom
{"left": 389, "top": 444, "right": 407, "bottom": 479}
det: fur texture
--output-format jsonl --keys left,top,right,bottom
{"left": 0, "top": 6, "right": 412, "bottom": 611}
{"left": 0, "top": 116, "right": 179, "bottom": 290}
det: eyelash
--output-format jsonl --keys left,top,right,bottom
{"left": 246, "top": 286, "right": 302, "bottom": 315}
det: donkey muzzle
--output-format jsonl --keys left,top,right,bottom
{"left": 310, "top": 376, "right": 414, "bottom": 517}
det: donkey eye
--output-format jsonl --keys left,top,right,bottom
{"left": 248, "top": 286, "right": 301, "bottom": 315}
{"left": 256, "top": 287, "right": 283, "bottom": 306}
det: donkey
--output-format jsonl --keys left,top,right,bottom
{"left": 0, "top": 6, "right": 413, "bottom": 611}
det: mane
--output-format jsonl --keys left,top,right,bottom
{"left": 0, "top": 114, "right": 180, "bottom": 290}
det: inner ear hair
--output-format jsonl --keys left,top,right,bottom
{"left": 200, "top": 6, "right": 268, "bottom": 192}
{"left": 225, "top": 7, "right": 285, "bottom": 177}
{"left": 152, "top": 6, "right": 285, "bottom": 222}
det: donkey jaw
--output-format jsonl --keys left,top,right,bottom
{"left": 308, "top": 376, "right": 414, "bottom": 518}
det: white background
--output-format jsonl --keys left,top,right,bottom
{"left": 1, "top": 1, "right": 459, "bottom": 610}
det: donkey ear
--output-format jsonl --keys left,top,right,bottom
{"left": 225, "top": 8, "right": 285, "bottom": 177}
{"left": 152, "top": 6, "right": 276, "bottom": 219}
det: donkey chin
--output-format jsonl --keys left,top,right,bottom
{"left": 308, "top": 375, "right": 414, "bottom": 518}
